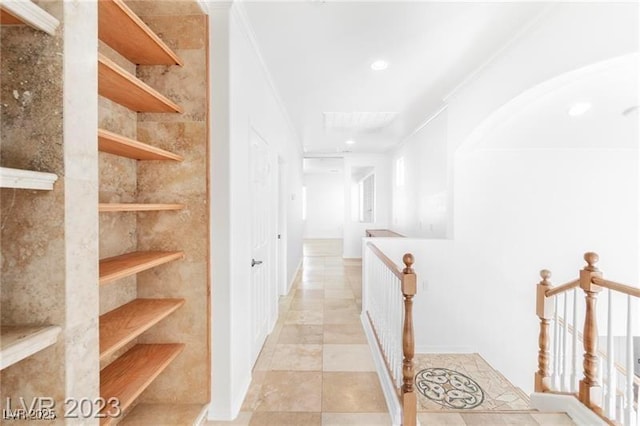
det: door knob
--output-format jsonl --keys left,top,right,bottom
{"left": 251, "top": 258, "right": 263, "bottom": 267}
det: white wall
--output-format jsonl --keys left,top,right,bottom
{"left": 343, "top": 154, "right": 391, "bottom": 258}
{"left": 207, "top": 3, "right": 304, "bottom": 420}
{"left": 383, "top": 2, "right": 639, "bottom": 394}
{"left": 304, "top": 173, "right": 344, "bottom": 239}
{"left": 392, "top": 109, "right": 448, "bottom": 238}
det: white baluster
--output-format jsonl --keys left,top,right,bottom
{"left": 617, "top": 393, "right": 624, "bottom": 423}
{"left": 625, "top": 294, "right": 634, "bottom": 426}
{"left": 553, "top": 297, "right": 560, "bottom": 390}
{"left": 571, "top": 288, "right": 579, "bottom": 393}
{"left": 605, "top": 289, "right": 616, "bottom": 418}
{"left": 562, "top": 292, "right": 570, "bottom": 391}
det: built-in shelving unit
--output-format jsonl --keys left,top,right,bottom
{"left": 98, "top": 0, "right": 183, "bottom": 66}
{"left": 99, "top": 299, "right": 185, "bottom": 361}
{"left": 99, "top": 251, "right": 184, "bottom": 285}
{"left": 98, "top": 54, "right": 183, "bottom": 113}
{"left": 0, "top": 166, "right": 58, "bottom": 190}
{"left": 0, "top": 0, "right": 59, "bottom": 35}
{"left": 0, "top": 325, "right": 62, "bottom": 370}
{"left": 97, "top": 2, "right": 192, "bottom": 421}
{"left": 98, "top": 129, "right": 184, "bottom": 161}
{"left": 99, "top": 203, "right": 184, "bottom": 212}
{"left": 99, "top": 343, "right": 184, "bottom": 425}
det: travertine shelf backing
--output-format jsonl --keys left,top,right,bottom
{"left": 134, "top": 10, "right": 209, "bottom": 405}
{"left": 0, "top": 0, "right": 67, "bottom": 416}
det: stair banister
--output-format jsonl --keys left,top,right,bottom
{"left": 578, "top": 252, "right": 603, "bottom": 410}
{"left": 401, "top": 254, "right": 417, "bottom": 426}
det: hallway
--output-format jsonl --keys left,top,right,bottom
{"left": 207, "top": 240, "right": 575, "bottom": 425}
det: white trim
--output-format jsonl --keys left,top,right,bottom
{"left": 530, "top": 392, "right": 607, "bottom": 426}
{"left": 0, "top": 325, "right": 61, "bottom": 370}
{"left": 287, "top": 258, "right": 302, "bottom": 294}
{"left": 361, "top": 312, "right": 402, "bottom": 426}
{"left": 193, "top": 404, "right": 209, "bottom": 426}
{"left": 415, "top": 345, "right": 476, "bottom": 354}
{"left": 1, "top": 0, "right": 60, "bottom": 35}
{"left": 196, "top": 0, "right": 233, "bottom": 14}
{"left": 0, "top": 167, "right": 58, "bottom": 190}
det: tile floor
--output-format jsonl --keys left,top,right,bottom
{"left": 205, "top": 239, "right": 574, "bottom": 426}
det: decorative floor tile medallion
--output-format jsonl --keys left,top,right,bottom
{"left": 415, "top": 368, "right": 484, "bottom": 409}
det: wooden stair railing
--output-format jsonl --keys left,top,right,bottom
{"left": 535, "top": 252, "right": 640, "bottom": 425}
{"left": 365, "top": 242, "right": 417, "bottom": 426}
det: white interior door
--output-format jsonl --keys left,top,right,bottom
{"left": 250, "top": 130, "right": 273, "bottom": 362}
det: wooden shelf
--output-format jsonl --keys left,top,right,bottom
{"left": 98, "top": 53, "right": 183, "bottom": 113}
{"left": 99, "top": 203, "right": 184, "bottom": 213}
{"left": 1, "top": 325, "right": 61, "bottom": 370}
{"left": 100, "top": 344, "right": 184, "bottom": 425}
{"left": 0, "top": 1, "right": 59, "bottom": 35}
{"left": 99, "top": 251, "right": 184, "bottom": 285}
{"left": 100, "top": 298, "right": 185, "bottom": 361}
{"left": 98, "top": 129, "right": 183, "bottom": 161}
{"left": 0, "top": 167, "right": 58, "bottom": 190}
{"left": 98, "top": 0, "right": 183, "bottom": 66}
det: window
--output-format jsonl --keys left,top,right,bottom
{"left": 359, "top": 173, "right": 375, "bottom": 223}
{"left": 395, "top": 157, "right": 405, "bottom": 187}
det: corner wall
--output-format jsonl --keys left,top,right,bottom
{"left": 206, "top": 3, "right": 304, "bottom": 420}
{"left": 387, "top": 1, "right": 639, "bottom": 394}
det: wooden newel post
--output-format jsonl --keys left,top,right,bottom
{"left": 578, "top": 252, "right": 603, "bottom": 409}
{"left": 401, "top": 253, "right": 417, "bottom": 426}
{"left": 535, "top": 269, "right": 553, "bottom": 392}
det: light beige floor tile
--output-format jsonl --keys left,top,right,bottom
{"left": 278, "top": 324, "right": 324, "bottom": 344}
{"left": 290, "top": 298, "right": 324, "bottom": 311}
{"left": 270, "top": 344, "right": 323, "bottom": 371}
{"left": 323, "top": 310, "right": 360, "bottom": 325}
{"left": 204, "top": 412, "right": 252, "bottom": 425}
{"left": 256, "top": 371, "right": 322, "bottom": 412}
{"left": 460, "top": 413, "right": 539, "bottom": 425}
{"left": 249, "top": 412, "right": 321, "bottom": 426}
{"left": 417, "top": 412, "right": 466, "bottom": 425}
{"left": 285, "top": 310, "right": 324, "bottom": 325}
{"left": 322, "top": 372, "right": 387, "bottom": 412}
{"left": 530, "top": 413, "right": 576, "bottom": 425}
{"left": 295, "top": 289, "right": 325, "bottom": 299}
{"left": 325, "top": 288, "right": 355, "bottom": 299}
{"left": 321, "top": 412, "right": 391, "bottom": 425}
{"left": 323, "top": 323, "right": 367, "bottom": 344}
{"left": 323, "top": 344, "right": 375, "bottom": 372}
{"left": 241, "top": 371, "right": 267, "bottom": 411}
{"left": 324, "top": 299, "right": 358, "bottom": 310}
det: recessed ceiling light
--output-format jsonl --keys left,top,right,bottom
{"left": 370, "top": 60, "right": 388, "bottom": 71}
{"left": 567, "top": 102, "right": 592, "bottom": 117}
{"left": 345, "top": 139, "right": 356, "bottom": 145}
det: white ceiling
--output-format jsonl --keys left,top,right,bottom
{"left": 242, "top": 1, "right": 547, "bottom": 155}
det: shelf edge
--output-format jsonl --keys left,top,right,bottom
{"left": 0, "top": 325, "right": 62, "bottom": 370}
{"left": 0, "top": 167, "right": 59, "bottom": 190}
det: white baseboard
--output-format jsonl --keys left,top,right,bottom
{"left": 361, "top": 312, "right": 402, "bottom": 426}
{"left": 286, "top": 258, "right": 302, "bottom": 294}
{"left": 530, "top": 393, "right": 607, "bottom": 425}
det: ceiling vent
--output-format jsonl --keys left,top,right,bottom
{"left": 324, "top": 111, "right": 398, "bottom": 132}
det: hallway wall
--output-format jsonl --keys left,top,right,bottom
{"left": 207, "top": 3, "right": 305, "bottom": 420}
{"left": 304, "top": 173, "right": 345, "bottom": 239}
